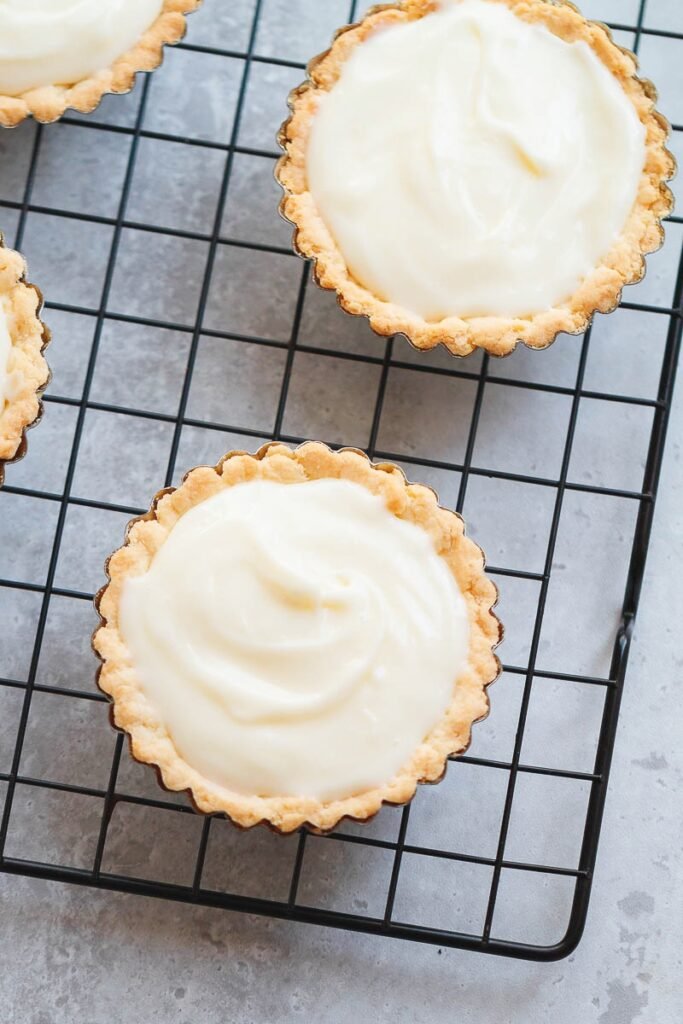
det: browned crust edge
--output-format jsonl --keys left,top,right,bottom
{"left": 0, "top": 0, "right": 203, "bottom": 128}
{"left": 92, "top": 441, "right": 503, "bottom": 834}
{"left": 0, "top": 235, "right": 50, "bottom": 482}
{"left": 275, "top": 0, "right": 676, "bottom": 358}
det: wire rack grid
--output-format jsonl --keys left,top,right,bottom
{"left": 0, "top": 0, "right": 681, "bottom": 962}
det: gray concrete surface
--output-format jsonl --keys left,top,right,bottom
{"left": 0, "top": 1, "right": 682, "bottom": 1021}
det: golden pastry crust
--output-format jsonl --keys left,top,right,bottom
{"left": 93, "top": 442, "right": 502, "bottom": 834}
{"left": 0, "top": 0, "right": 202, "bottom": 128}
{"left": 0, "top": 237, "right": 50, "bottom": 480}
{"left": 276, "top": 0, "right": 676, "bottom": 357}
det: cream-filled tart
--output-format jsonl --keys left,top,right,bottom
{"left": 94, "top": 443, "right": 501, "bottom": 833}
{"left": 0, "top": 238, "right": 50, "bottom": 484}
{"left": 277, "top": 0, "right": 675, "bottom": 357}
{"left": 0, "top": 0, "right": 202, "bottom": 127}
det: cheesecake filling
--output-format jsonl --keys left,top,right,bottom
{"left": 120, "top": 478, "right": 471, "bottom": 802}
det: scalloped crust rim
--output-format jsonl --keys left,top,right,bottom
{"left": 276, "top": 0, "right": 676, "bottom": 357}
{"left": 93, "top": 442, "right": 502, "bottom": 834}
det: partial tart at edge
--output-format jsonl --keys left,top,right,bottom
{"left": 0, "top": 236, "right": 50, "bottom": 485}
{"left": 0, "top": 0, "right": 202, "bottom": 128}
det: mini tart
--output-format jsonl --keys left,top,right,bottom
{"left": 93, "top": 442, "right": 501, "bottom": 834}
{"left": 0, "top": 0, "right": 202, "bottom": 129}
{"left": 0, "top": 237, "right": 50, "bottom": 485}
{"left": 276, "top": 0, "right": 675, "bottom": 357}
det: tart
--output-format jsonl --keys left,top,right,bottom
{"left": 93, "top": 442, "right": 501, "bottom": 833}
{"left": 0, "top": 237, "right": 50, "bottom": 485}
{"left": 0, "top": 0, "right": 202, "bottom": 128}
{"left": 276, "top": 0, "right": 675, "bottom": 357}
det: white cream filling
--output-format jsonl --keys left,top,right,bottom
{"left": 0, "top": 0, "right": 164, "bottom": 95}
{"left": 306, "top": 0, "right": 646, "bottom": 321}
{"left": 119, "top": 478, "right": 470, "bottom": 802}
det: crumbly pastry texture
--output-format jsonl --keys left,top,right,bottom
{"left": 93, "top": 442, "right": 502, "bottom": 834}
{"left": 0, "top": 238, "right": 50, "bottom": 479}
{"left": 276, "top": 0, "right": 676, "bottom": 357}
{"left": 0, "top": 0, "right": 202, "bottom": 128}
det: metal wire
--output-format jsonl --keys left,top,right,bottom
{"left": 0, "top": 0, "right": 681, "bottom": 961}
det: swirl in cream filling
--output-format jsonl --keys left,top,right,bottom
{"left": 0, "top": 0, "right": 163, "bottom": 95}
{"left": 119, "top": 479, "right": 470, "bottom": 801}
{"left": 306, "top": 0, "right": 647, "bottom": 320}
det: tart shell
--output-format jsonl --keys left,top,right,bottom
{"left": 0, "top": 0, "right": 202, "bottom": 128}
{"left": 93, "top": 442, "right": 502, "bottom": 834}
{"left": 0, "top": 236, "right": 50, "bottom": 484}
{"left": 276, "top": 0, "right": 676, "bottom": 358}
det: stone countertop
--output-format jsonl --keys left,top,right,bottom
{"left": 0, "top": 1, "right": 682, "bottom": 1021}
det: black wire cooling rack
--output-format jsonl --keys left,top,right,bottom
{"left": 0, "top": 0, "right": 681, "bottom": 962}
